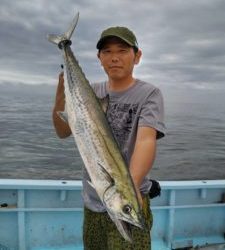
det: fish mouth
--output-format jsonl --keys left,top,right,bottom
{"left": 119, "top": 219, "right": 132, "bottom": 242}
{"left": 118, "top": 213, "right": 145, "bottom": 229}
{"left": 107, "top": 210, "right": 145, "bottom": 242}
{"left": 117, "top": 218, "right": 145, "bottom": 243}
{"left": 129, "top": 218, "right": 145, "bottom": 229}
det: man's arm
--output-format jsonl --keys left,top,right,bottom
{"left": 52, "top": 72, "right": 72, "bottom": 138}
{"left": 129, "top": 127, "right": 157, "bottom": 205}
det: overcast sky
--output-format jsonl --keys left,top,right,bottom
{"left": 0, "top": 0, "right": 225, "bottom": 90}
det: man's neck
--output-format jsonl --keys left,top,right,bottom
{"left": 108, "top": 76, "right": 135, "bottom": 92}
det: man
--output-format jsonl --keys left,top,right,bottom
{"left": 53, "top": 26, "right": 165, "bottom": 250}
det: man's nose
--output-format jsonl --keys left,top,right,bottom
{"left": 111, "top": 53, "right": 119, "bottom": 62}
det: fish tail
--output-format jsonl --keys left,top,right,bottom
{"left": 47, "top": 12, "right": 79, "bottom": 49}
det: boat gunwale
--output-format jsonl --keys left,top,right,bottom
{"left": 0, "top": 179, "right": 224, "bottom": 190}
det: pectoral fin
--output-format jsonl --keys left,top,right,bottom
{"left": 97, "top": 162, "right": 114, "bottom": 185}
{"left": 97, "top": 162, "right": 116, "bottom": 204}
{"left": 87, "top": 180, "right": 95, "bottom": 190}
{"left": 57, "top": 111, "right": 68, "bottom": 123}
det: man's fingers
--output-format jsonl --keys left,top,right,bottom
{"left": 59, "top": 71, "right": 64, "bottom": 78}
{"left": 59, "top": 72, "right": 64, "bottom": 84}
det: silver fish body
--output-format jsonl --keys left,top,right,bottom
{"left": 48, "top": 12, "right": 144, "bottom": 241}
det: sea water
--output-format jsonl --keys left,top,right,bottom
{"left": 0, "top": 83, "right": 225, "bottom": 181}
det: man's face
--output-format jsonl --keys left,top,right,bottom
{"left": 98, "top": 38, "right": 141, "bottom": 81}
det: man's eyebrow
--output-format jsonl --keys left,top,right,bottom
{"left": 101, "top": 46, "right": 110, "bottom": 50}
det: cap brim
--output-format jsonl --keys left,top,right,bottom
{"left": 96, "top": 35, "right": 135, "bottom": 50}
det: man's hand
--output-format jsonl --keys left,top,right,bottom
{"left": 52, "top": 72, "right": 72, "bottom": 138}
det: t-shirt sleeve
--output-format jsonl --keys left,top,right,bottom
{"left": 138, "top": 88, "right": 166, "bottom": 139}
{"left": 90, "top": 82, "right": 107, "bottom": 99}
{"left": 90, "top": 82, "right": 99, "bottom": 96}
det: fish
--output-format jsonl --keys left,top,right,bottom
{"left": 47, "top": 12, "right": 144, "bottom": 242}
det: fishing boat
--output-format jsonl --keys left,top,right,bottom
{"left": 0, "top": 179, "right": 224, "bottom": 250}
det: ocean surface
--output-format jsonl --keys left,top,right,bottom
{"left": 0, "top": 82, "right": 225, "bottom": 181}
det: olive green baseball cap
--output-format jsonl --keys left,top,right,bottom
{"left": 96, "top": 26, "right": 139, "bottom": 50}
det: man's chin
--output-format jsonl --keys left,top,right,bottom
{"left": 108, "top": 74, "right": 125, "bottom": 81}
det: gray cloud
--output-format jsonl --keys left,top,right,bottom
{"left": 0, "top": 0, "right": 225, "bottom": 89}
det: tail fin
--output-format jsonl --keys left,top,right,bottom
{"left": 47, "top": 12, "right": 79, "bottom": 47}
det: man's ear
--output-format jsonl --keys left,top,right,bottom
{"left": 97, "top": 52, "right": 102, "bottom": 65}
{"left": 134, "top": 49, "right": 142, "bottom": 65}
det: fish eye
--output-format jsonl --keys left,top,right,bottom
{"left": 123, "top": 204, "right": 132, "bottom": 214}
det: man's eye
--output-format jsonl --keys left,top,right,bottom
{"left": 120, "top": 49, "right": 128, "bottom": 53}
{"left": 102, "top": 50, "right": 111, "bottom": 54}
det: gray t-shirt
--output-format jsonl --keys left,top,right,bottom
{"left": 82, "top": 79, "right": 166, "bottom": 212}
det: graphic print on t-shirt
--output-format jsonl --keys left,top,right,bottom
{"left": 107, "top": 102, "right": 138, "bottom": 149}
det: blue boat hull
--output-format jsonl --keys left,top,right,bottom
{"left": 0, "top": 179, "right": 224, "bottom": 250}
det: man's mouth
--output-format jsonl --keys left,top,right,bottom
{"left": 109, "top": 66, "right": 123, "bottom": 69}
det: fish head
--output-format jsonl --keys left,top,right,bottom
{"left": 103, "top": 185, "right": 144, "bottom": 229}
